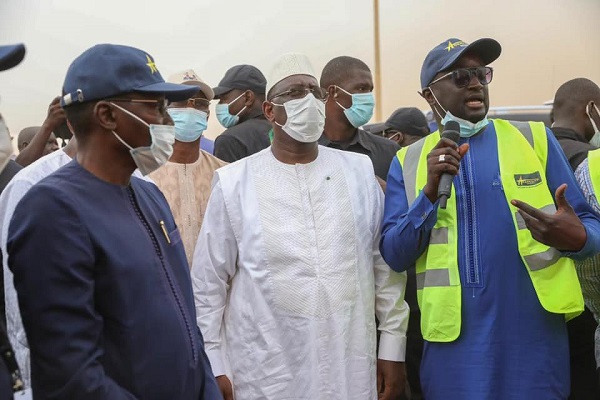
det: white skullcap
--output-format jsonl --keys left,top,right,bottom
{"left": 265, "top": 53, "right": 316, "bottom": 99}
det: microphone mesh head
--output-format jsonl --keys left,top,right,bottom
{"left": 442, "top": 121, "right": 460, "bottom": 143}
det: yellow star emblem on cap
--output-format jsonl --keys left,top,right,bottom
{"left": 146, "top": 55, "right": 158, "bottom": 74}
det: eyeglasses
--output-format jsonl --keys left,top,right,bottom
{"left": 270, "top": 86, "right": 325, "bottom": 102}
{"left": 187, "top": 97, "right": 211, "bottom": 111}
{"left": 429, "top": 67, "right": 493, "bottom": 88}
{"left": 108, "top": 98, "right": 169, "bottom": 115}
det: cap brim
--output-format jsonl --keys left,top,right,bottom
{"left": 442, "top": 38, "right": 502, "bottom": 72}
{"left": 0, "top": 44, "right": 25, "bottom": 72}
{"left": 212, "top": 85, "right": 233, "bottom": 99}
{"left": 136, "top": 82, "right": 200, "bottom": 102}
{"left": 363, "top": 122, "right": 387, "bottom": 135}
{"left": 193, "top": 82, "right": 214, "bottom": 100}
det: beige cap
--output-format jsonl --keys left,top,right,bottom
{"left": 265, "top": 53, "right": 316, "bottom": 99}
{"left": 167, "top": 69, "right": 214, "bottom": 100}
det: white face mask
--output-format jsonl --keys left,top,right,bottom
{"left": 0, "top": 117, "right": 13, "bottom": 172}
{"left": 110, "top": 103, "right": 175, "bottom": 175}
{"left": 272, "top": 93, "right": 325, "bottom": 143}
{"left": 586, "top": 103, "right": 600, "bottom": 147}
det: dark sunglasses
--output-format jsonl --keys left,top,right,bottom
{"left": 429, "top": 66, "right": 493, "bottom": 88}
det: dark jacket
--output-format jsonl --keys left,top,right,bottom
{"left": 8, "top": 161, "right": 221, "bottom": 400}
{"left": 214, "top": 112, "right": 271, "bottom": 162}
{"left": 552, "top": 127, "right": 596, "bottom": 170}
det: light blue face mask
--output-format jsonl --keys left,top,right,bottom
{"left": 168, "top": 108, "right": 208, "bottom": 142}
{"left": 441, "top": 110, "right": 489, "bottom": 138}
{"left": 335, "top": 86, "right": 375, "bottom": 128}
{"left": 215, "top": 92, "right": 246, "bottom": 128}
{"left": 429, "top": 86, "right": 489, "bottom": 138}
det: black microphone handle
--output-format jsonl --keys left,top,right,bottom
{"left": 437, "top": 121, "right": 460, "bottom": 209}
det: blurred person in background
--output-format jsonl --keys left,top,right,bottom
{"left": 213, "top": 64, "right": 270, "bottom": 162}
{"left": 553, "top": 77, "right": 600, "bottom": 398}
{"left": 150, "top": 69, "right": 227, "bottom": 266}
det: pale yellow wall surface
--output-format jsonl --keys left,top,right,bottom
{"left": 0, "top": 0, "right": 598, "bottom": 144}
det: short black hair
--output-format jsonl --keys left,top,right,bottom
{"left": 63, "top": 102, "right": 95, "bottom": 137}
{"left": 553, "top": 78, "right": 600, "bottom": 118}
{"left": 320, "top": 56, "right": 371, "bottom": 88}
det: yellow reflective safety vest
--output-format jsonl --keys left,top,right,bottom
{"left": 396, "top": 119, "right": 584, "bottom": 342}
{"left": 587, "top": 148, "right": 600, "bottom": 197}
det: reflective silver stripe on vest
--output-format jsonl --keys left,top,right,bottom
{"left": 508, "top": 120, "right": 533, "bottom": 148}
{"left": 523, "top": 247, "right": 561, "bottom": 271}
{"left": 515, "top": 204, "right": 557, "bottom": 230}
{"left": 416, "top": 269, "right": 451, "bottom": 290}
{"left": 430, "top": 227, "right": 448, "bottom": 244}
{"left": 402, "top": 139, "right": 427, "bottom": 207}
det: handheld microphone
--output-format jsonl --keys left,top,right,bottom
{"left": 0, "top": 320, "right": 24, "bottom": 393}
{"left": 437, "top": 121, "right": 460, "bottom": 209}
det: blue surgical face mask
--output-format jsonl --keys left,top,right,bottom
{"left": 216, "top": 92, "right": 247, "bottom": 128}
{"left": 167, "top": 108, "right": 208, "bottom": 142}
{"left": 429, "top": 86, "right": 489, "bottom": 138}
{"left": 334, "top": 86, "right": 375, "bottom": 128}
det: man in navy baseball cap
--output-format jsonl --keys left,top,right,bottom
{"left": 8, "top": 43, "right": 222, "bottom": 399}
{"left": 383, "top": 35, "right": 600, "bottom": 400}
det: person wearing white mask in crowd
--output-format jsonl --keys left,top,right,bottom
{"left": 213, "top": 64, "right": 271, "bottom": 162}
{"left": 552, "top": 77, "right": 600, "bottom": 397}
{"left": 149, "top": 69, "right": 227, "bottom": 266}
{"left": 319, "top": 56, "right": 399, "bottom": 183}
{"left": 7, "top": 44, "right": 221, "bottom": 400}
{"left": 192, "top": 52, "right": 409, "bottom": 400}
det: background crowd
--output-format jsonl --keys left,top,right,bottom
{"left": 0, "top": 30, "right": 598, "bottom": 400}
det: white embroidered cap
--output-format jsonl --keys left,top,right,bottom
{"left": 265, "top": 53, "right": 316, "bottom": 99}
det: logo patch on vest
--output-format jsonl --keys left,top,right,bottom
{"left": 514, "top": 172, "right": 542, "bottom": 187}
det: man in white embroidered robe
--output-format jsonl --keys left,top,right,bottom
{"left": 192, "top": 53, "right": 409, "bottom": 400}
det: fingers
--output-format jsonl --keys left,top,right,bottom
{"left": 458, "top": 143, "right": 469, "bottom": 157}
{"left": 510, "top": 199, "right": 551, "bottom": 222}
{"left": 48, "top": 96, "right": 60, "bottom": 107}
{"left": 555, "top": 183, "right": 573, "bottom": 212}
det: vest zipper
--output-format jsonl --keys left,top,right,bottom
{"left": 127, "top": 187, "right": 198, "bottom": 363}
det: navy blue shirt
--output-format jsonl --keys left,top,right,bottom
{"left": 8, "top": 160, "right": 221, "bottom": 400}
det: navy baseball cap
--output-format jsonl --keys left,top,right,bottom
{"left": 385, "top": 107, "right": 430, "bottom": 137}
{"left": 420, "top": 38, "right": 501, "bottom": 89}
{"left": 61, "top": 44, "right": 199, "bottom": 107}
{"left": 0, "top": 44, "right": 25, "bottom": 72}
{"left": 213, "top": 64, "right": 267, "bottom": 98}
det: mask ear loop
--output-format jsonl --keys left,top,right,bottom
{"left": 424, "top": 87, "right": 447, "bottom": 121}
{"left": 588, "top": 102, "right": 600, "bottom": 132}
{"left": 331, "top": 85, "right": 350, "bottom": 111}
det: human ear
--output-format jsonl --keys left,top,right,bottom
{"left": 420, "top": 89, "right": 436, "bottom": 106}
{"left": 94, "top": 101, "right": 117, "bottom": 131}
{"left": 244, "top": 90, "right": 255, "bottom": 106}
{"left": 263, "top": 101, "right": 275, "bottom": 123}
